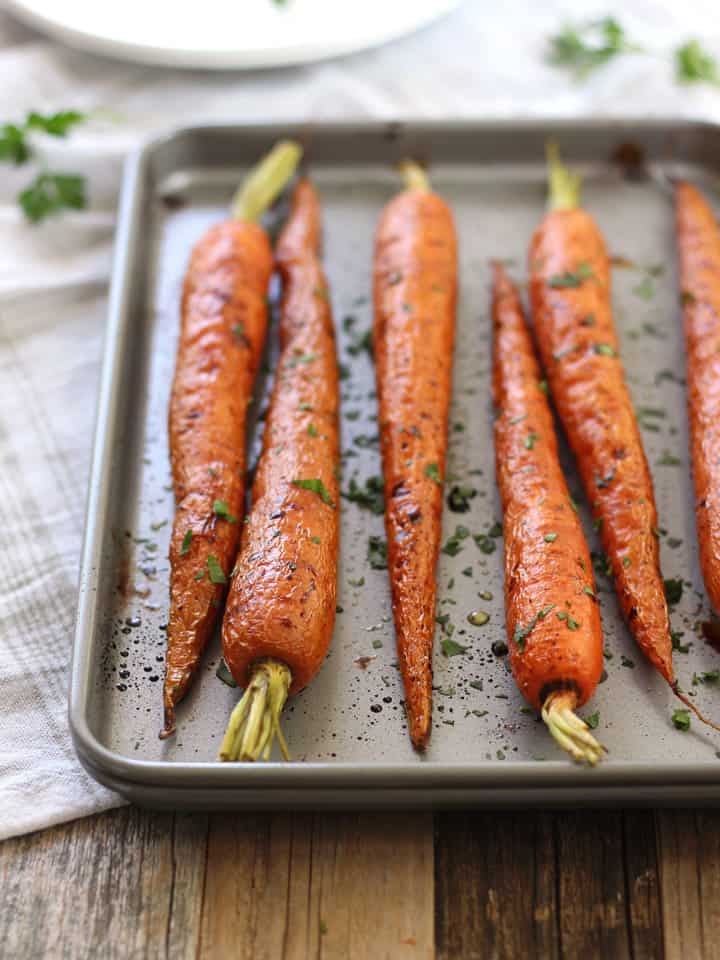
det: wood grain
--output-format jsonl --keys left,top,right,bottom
{"left": 199, "top": 811, "right": 434, "bottom": 960}
{"left": 657, "top": 809, "right": 720, "bottom": 960}
{"left": 0, "top": 807, "right": 208, "bottom": 960}
{"left": 435, "top": 811, "right": 558, "bottom": 960}
{"left": 435, "top": 810, "right": 664, "bottom": 960}
{"left": 4, "top": 805, "right": 716, "bottom": 960}
{"left": 0, "top": 809, "right": 433, "bottom": 960}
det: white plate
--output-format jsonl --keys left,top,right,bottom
{"left": 4, "top": 0, "right": 462, "bottom": 69}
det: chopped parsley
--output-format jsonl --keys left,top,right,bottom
{"left": 672, "top": 708, "right": 691, "bottom": 732}
{"left": 307, "top": 423, "right": 319, "bottom": 437}
{"left": 593, "top": 343, "right": 618, "bottom": 357}
{"left": 441, "top": 637, "right": 467, "bottom": 657}
{"left": 658, "top": 451, "right": 681, "bottom": 467}
{"left": 342, "top": 475, "right": 384, "bottom": 515}
{"left": 285, "top": 352, "right": 318, "bottom": 368}
{"left": 216, "top": 658, "right": 237, "bottom": 687}
{"left": 524, "top": 432, "right": 540, "bottom": 450}
{"left": 447, "top": 484, "right": 477, "bottom": 513}
{"left": 633, "top": 276, "right": 655, "bottom": 300}
{"left": 547, "top": 262, "right": 593, "bottom": 288}
{"left": 442, "top": 525, "right": 471, "bottom": 557}
{"left": 424, "top": 462, "right": 443, "bottom": 484}
{"left": 180, "top": 529, "right": 192, "bottom": 555}
{"left": 694, "top": 670, "right": 720, "bottom": 685}
{"left": 292, "top": 478, "right": 335, "bottom": 508}
{"left": 367, "top": 536, "right": 388, "bottom": 570}
{"left": 544, "top": 532, "right": 558, "bottom": 543}
{"left": 207, "top": 555, "right": 227, "bottom": 584}
{"left": 664, "top": 578, "right": 683, "bottom": 605}
{"left": 557, "top": 611, "right": 580, "bottom": 630}
{"left": 585, "top": 711, "right": 600, "bottom": 730}
{"left": 213, "top": 499, "right": 238, "bottom": 523}
{"left": 473, "top": 533, "right": 496, "bottom": 555}
{"left": 513, "top": 604, "right": 555, "bottom": 652}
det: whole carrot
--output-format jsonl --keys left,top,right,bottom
{"left": 493, "top": 263, "right": 604, "bottom": 764}
{"left": 676, "top": 182, "right": 720, "bottom": 615}
{"left": 374, "top": 162, "right": 457, "bottom": 749}
{"left": 529, "top": 144, "right": 719, "bottom": 730}
{"left": 219, "top": 178, "right": 340, "bottom": 762}
{"left": 161, "top": 141, "right": 302, "bottom": 739}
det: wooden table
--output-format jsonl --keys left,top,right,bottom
{"left": 2, "top": 806, "right": 718, "bottom": 958}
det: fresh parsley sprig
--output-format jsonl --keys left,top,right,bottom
{"left": 0, "top": 109, "right": 87, "bottom": 223}
{"left": 548, "top": 19, "right": 720, "bottom": 88}
{"left": 547, "top": 17, "right": 641, "bottom": 80}
{"left": 676, "top": 40, "right": 720, "bottom": 86}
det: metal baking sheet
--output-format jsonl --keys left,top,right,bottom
{"left": 71, "top": 121, "right": 720, "bottom": 807}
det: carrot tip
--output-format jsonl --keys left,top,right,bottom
{"left": 218, "top": 658, "right": 292, "bottom": 762}
{"left": 159, "top": 699, "right": 176, "bottom": 740}
{"left": 541, "top": 691, "right": 606, "bottom": 766}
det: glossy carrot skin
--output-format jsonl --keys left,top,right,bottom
{"left": 163, "top": 221, "right": 271, "bottom": 736}
{"left": 529, "top": 209, "right": 674, "bottom": 682}
{"left": 222, "top": 179, "right": 340, "bottom": 694}
{"left": 677, "top": 182, "right": 720, "bottom": 615}
{"left": 373, "top": 186, "right": 457, "bottom": 749}
{"left": 493, "top": 264, "right": 602, "bottom": 710}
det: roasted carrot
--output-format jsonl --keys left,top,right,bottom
{"left": 161, "top": 141, "right": 302, "bottom": 739}
{"left": 676, "top": 182, "right": 720, "bottom": 615}
{"left": 529, "top": 144, "right": 720, "bottom": 730}
{"left": 219, "top": 177, "right": 340, "bottom": 762}
{"left": 492, "top": 263, "right": 604, "bottom": 764}
{"left": 373, "top": 162, "right": 457, "bottom": 749}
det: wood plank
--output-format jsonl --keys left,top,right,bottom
{"left": 199, "top": 812, "right": 434, "bottom": 960}
{"left": 657, "top": 809, "right": 720, "bottom": 959}
{"left": 622, "top": 811, "right": 664, "bottom": 960}
{"left": 436, "top": 809, "right": 664, "bottom": 960}
{"left": 434, "top": 811, "right": 559, "bottom": 960}
{"left": 0, "top": 807, "right": 208, "bottom": 960}
{"left": 555, "top": 811, "right": 632, "bottom": 959}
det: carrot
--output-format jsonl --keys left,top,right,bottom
{"left": 492, "top": 263, "right": 604, "bottom": 764}
{"left": 219, "top": 177, "right": 340, "bottom": 762}
{"left": 161, "top": 141, "right": 302, "bottom": 739}
{"left": 676, "top": 182, "right": 720, "bottom": 615}
{"left": 373, "top": 161, "right": 457, "bottom": 749}
{"left": 529, "top": 144, "right": 720, "bottom": 731}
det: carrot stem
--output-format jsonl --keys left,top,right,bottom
{"left": 546, "top": 141, "right": 582, "bottom": 211}
{"left": 218, "top": 659, "right": 292, "bottom": 761}
{"left": 399, "top": 160, "right": 431, "bottom": 192}
{"left": 231, "top": 140, "right": 302, "bottom": 223}
{"left": 541, "top": 690, "right": 606, "bottom": 765}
